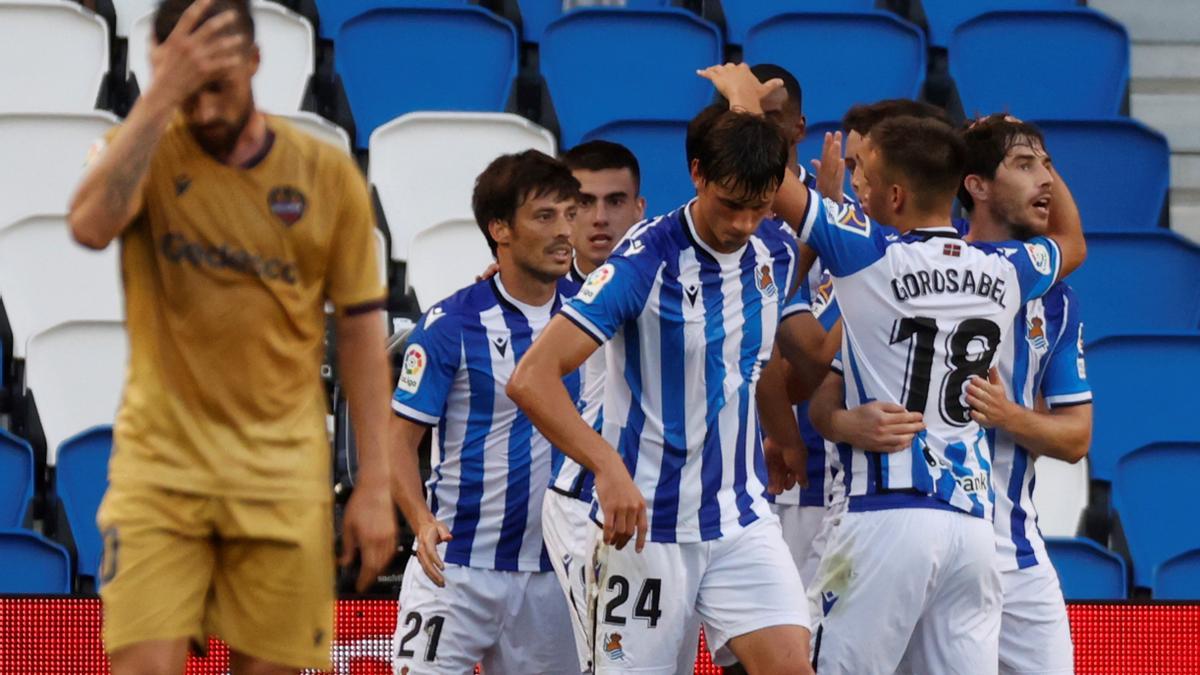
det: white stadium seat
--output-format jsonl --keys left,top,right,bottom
{"left": 0, "top": 215, "right": 123, "bottom": 359}
{"left": 111, "top": 0, "right": 156, "bottom": 37}
{"left": 128, "top": 1, "right": 315, "bottom": 113}
{"left": 406, "top": 219, "right": 494, "bottom": 310}
{"left": 0, "top": 0, "right": 109, "bottom": 113}
{"left": 278, "top": 111, "right": 352, "bottom": 154}
{"left": 1032, "top": 455, "right": 1090, "bottom": 538}
{"left": 369, "top": 112, "right": 556, "bottom": 262}
{"left": 23, "top": 320, "right": 127, "bottom": 466}
{"left": 0, "top": 112, "right": 119, "bottom": 232}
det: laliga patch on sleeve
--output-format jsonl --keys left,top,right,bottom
{"left": 823, "top": 197, "right": 870, "bottom": 237}
{"left": 1024, "top": 242, "right": 1053, "bottom": 275}
{"left": 84, "top": 137, "right": 107, "bottom": 167}
{"left": 397, "top": 344, "right": 427, "bottom": 394}
{"left": 578, "top": 263, "right": 615, "bottom": 304}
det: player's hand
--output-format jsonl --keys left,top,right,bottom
{"left": 147, "top": 0, "right": 248, "bottom": 107}
{"left": 838, "top": 402, "right": 924, "bottom": 453}
{"left": 474, "top": 262, "right": 499, "bottom": 282}
{"left": 594, "top": 459, "right": 647, "bottom": 553}
{"left": 763, "top": 436, "right": 800, "bottom": 495}
{"left": 696, "top": 62, "right": 783, "bottom": 116}
{"left": 340, "top": 480, "right": 398, "bottom": 592}
{"left": 413, "top": 518, "right": 454, "bottom": 588}
{"left": 811, "top": 131, "right": 846, "bottom": 202}
{"left": 967, "top": 368, "right": 1018, "bottom": 430}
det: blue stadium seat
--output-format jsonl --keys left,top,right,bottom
{"left": 581, "top": 120, "right": 691, "bottom": 217}
{"left": 0, "top": 430, "right": 34, "bottom": 528}
{"left": 518, "top": 0, "right": 672, "bottom": 43}
{"left": 950, "top": 9, "right": 1128, "bottom": 119}
{"left": 337, "top": 6, "right": 518, "bottom": 146}
{"left": 0, "top": 529, "right": 72, "bottom": 593}
{"left": 1155, "top": 550, "right": 1200, "bottom": 600}
{"left": 54, "top": 426, "right": 112, "bottom": 582}
{"left": 315, "top": 0, "right": 468, "bottom": 40}
{"left": 1087, "top": 335, "right": 1200, "bottom": 483}
{"left": 1069, "top": 232, "right": 1200, "bottom": 342}
{"left": 719, "top": 0, "right": 876, "bottom": 45}
{"left": 743, "top": 12, "right": 926, "bottom": 125}
{"left": 1036, "top": 119, "right": 1170, "bottom": 232}
{"left": 1114, "top": 443, "right": 1200, "bottom": 589}
{"left": 920, "top": 0, "right": 1076, "bottom": 48}
{"left": 541, "top": 8, "right": 721, "bottom": 147}
{"left": 1044, "top": 537, "right": 1127, "bottom": 600}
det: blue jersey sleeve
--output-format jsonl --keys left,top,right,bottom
{"left": 392, "top": 306, "right": 462, "bottom": 426}
{"left": 796, "top": 188, "right": 888, "bottom": 277}
{"left": 1041, "top": 287, "right": 1092, "bottom": 409}
{"left": 998, "top": 236, "right": 1062, "bottom": 304}
{"left": 781, "top": 272, "right": 813, "bottom": 321}
{"left": 561, "top": 254, "right": 655, "bottom": 344}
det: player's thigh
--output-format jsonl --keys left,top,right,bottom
{"left": 207, "top": 498, "right": 335, "bottom": 672}
{"left": 394, "top": 561, "right": 505, "bottom": 674}
{"left": 808, "top": 509, "right": 946, "bottom": 675}
{"left": 591, "top": 540, "right": 702, "bottom": 674}
{"left": 488, "top": 571, "right": 583, "bottom": 674}
{"left": 998, "top": 565, "right": 1074, "bottom": 675}
{"left": 97, "top": 485, "right": 216, "bottom": 657}
{"left": 726, "top": 625, "right": 814, "bottom": 675}
{"left": 697, "top": 519, "right": 811, "bottom": 668}
{"left": 541, "top": 493, "right": 601, "bottom": 671}
{"left": 901, "top": 513, "right": 1002, "bottom": 675}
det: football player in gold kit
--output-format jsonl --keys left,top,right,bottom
{"left": 68, "top": 0, "right": 396, "bottom": 672}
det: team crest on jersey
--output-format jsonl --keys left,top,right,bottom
{"left": 578, "top": 263, "right": 615, "bottom": 304}
{"left": 267, "top": 186, "right": 307, "bottom": 227}
{"left": 603, "top": 633, "right": 627, "bottom": 662}
{"left": 823, "top": 197, "right": 870, "bottom": 237}
{"left": 1024, "top": 242, "right": 1052, "bottom": 275}
{"left": 397, "top": 344, "right": 427, "bottom": 394}
{"left": 1026, "top": 316, "right": 1049, "bottom": 352}
{"left": 756, "top": 264, "right": 778, "bottom": 297}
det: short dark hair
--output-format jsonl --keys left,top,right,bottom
{"left": 472, "top": 150, "right": 581, "bottom": 256}
{"left": 871, "top": 116, "right": 967, "bottom": 214}
{"left": 841, "top": 99, "right": 951, "bottom": 136}
{"left": 687, "top": 108, "right": 789, "bottom": 200}
{"left": 958, "top": 114, "right": 1049, "bottom": 212}
{"left": 562, "top": 140, "right": 641, "bottom": 192}
{"left": 155, "top": 0, "right": 255, "bottom": 45}
{"left": 712, "top": 63, "right": 803, "bottom": 116}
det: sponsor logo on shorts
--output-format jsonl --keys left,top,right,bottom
{"left": 578, "top": 263, "right": 615, "bottom": 304}
{"left": 603, "top": 632, "right": 627, "bottom": 662}
{"left": 398, "top": 344, "right": 427, "bottom": 394}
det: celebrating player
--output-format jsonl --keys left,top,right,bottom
{"left": 389, "top": 150, "right": 585, "bottom": 674}
{"left": 68, "top": 0, "right": 396, "bottom": 672}
{"left": 509, "top": 102, "right": 814, "bottom": 672}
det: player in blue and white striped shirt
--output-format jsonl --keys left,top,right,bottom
{"left": 510, "top": 86, "right": 815, "bottom": 673}
{"left": 390, "top": 151, "right": 583, "bottom": 674}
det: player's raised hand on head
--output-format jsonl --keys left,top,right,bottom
{"left": 696, "top": 63, "right": 783, "bottom": 115}
{"left": 841, "top": 401, "right": 925, "bottom": 453}
{"left": 594, "top": 460, "right": 647, "bottom": 552}
{"left": 148, "top": 0, "right": 249, "bottom": 107}
{"left": 814, "top": 132, "right": 846, "bottom": 203}
{"left": 340, "top": 480, "right": 399, "bottom": 592}
{"left": 967, "top": 367, "right": 1018, "bottom": 431}
{"left": 414, "top": 519, "right": 453, "bottom": 588}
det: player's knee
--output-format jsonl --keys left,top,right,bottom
{"left": 108, "top": 640, "right": 189, "bottom": 675}
{"left": 228, "top": 651, "right": 298, "bottom": 675}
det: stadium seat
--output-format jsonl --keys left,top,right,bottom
{"left": 337, "top": 5, "right": 518, "bottom": 147}
{"left": 1044, "top": 537, "right": 1127, "bottom": 600}
{"left": 368, "top": 112, "right": 555, "bottom": 261}
{"left": 0, "top": 528, "right": 72, "bottom": 593}
{"left": 112, "top": 0, "right": 156, "bottom": 37}
{"left": 1114, "top": 443, "right": 1200, "bottom": 588}
{"left": 278, "top": 111, "right": 352, "bottom": 154}
{"left": 541, "top": 8, "right": 722, "bottom": 147}
{"left": 0, "top": 430, "right": 35, "bottom": 528}
{"left": 0, "top": 112, "right": 119, "bottom": 232}
{"left": 582, "top": 119, "right": 691, "bottom": 216}
{"left": 719, "top": 0, "right": 876, "bottom": 45}
{"left": 1031, "top": 455, "right": 1089, "bottom": 538}
{"left": 54, "top": 426, "right": 112, "bottom": 582}
{"left": 0, "top": 0, "right": 109, "bottom": 113}
{"left": 743, "top": 12, "right": 925, "bottom": 125}
{"left": 1069, "top": 231, "right": 1200, "bottom": 342}
{"left": 314, "top": 0, "right": 464, "bottom": 39}
{"left": 517, "top": 0, "right": 672, "bottom": 43}
{"left": 919, "top": 0, "right": 1076, "bottom": 48}
{"left": 1154, "top": 549, "right": 1200, "bottom": 600}
{"left": 406, "top": 219, "right": 494, "bottom": 310}
{"left": 1035, "top": 118, "right": 1170, "bottom": 232}
{"left": 1086, "top": 335, "right": 1200, "bottom": 483}
{"left": 23, "top": 321, "right": 127, "bottom": 466}
{"left": 949, "top": 9, "right": 1129, "bottom": 119}
{"left": 0, "top": 215, "right": 123, "bottom": 359}
{"left": 129, "top": 1, "right": 315, "bottom": 113}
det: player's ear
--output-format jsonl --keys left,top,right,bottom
{"left": 488, "top": 218, "right": 512, "bottom": 247}
{"left": 247, "top": 43, "right": 261, "bottom": 78}
{"left": 962, "top": 174, "right": 988, "bottom": 206}
{"left": 793, "top": 115, "right": 807, "bottom": 144}
{"left": 890, "top": 183, "right": 905, "bottom": 214}
{"left": 689, "top": 158, "right": 703, "bottom": 191}
{"left": 634, "top": 195, "right": 646, "bottom": 221}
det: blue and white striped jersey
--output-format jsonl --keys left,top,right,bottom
{"left": 992, "top": 282, "right": 1091, "bottom": 571}
{"left": 562, "top": 201, "right": 806, "bottom": 542}
{"left": 797, "top": 188, "right": 1062, "bottom": 520}
{"left": 392, "top": 274, "right": 582, "bottom": 572}
{"left": 548, "top": 259, "right": 601, "bottom": 502}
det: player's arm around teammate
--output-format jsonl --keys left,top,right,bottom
{"left": 809, "top": 371, "right": 925, "bottom": 454}
{"left": 967, "top": 370, "right": 1091, "bottom": 463}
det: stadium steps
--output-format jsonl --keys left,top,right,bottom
{"left": 1092, "top": 0, "right": 1200, "bottom": 243}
